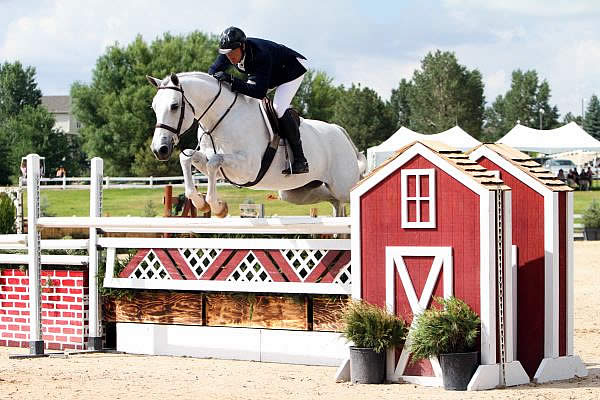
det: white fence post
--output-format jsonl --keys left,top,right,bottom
{"left": 88, "top": 157, "right": 103, "bottom": 350}
{"left": 26, "top": 154, "right": 44, "bottom": 354}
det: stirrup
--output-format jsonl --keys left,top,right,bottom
{"left": 282, "top": 161, "right": 309, "bottom": 175}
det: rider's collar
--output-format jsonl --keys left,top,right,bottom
{"left": 237, "top": 49, "right": 246, "bottom": 71}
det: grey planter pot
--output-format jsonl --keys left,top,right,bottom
{"left": 439, "top": 351, "right": 479, "bottom": 391}
{"left": 349, "top": 346, "right": 385, "bottom": 384}
{"left": 584, "top": 228, "right": 600, "bottom": 240}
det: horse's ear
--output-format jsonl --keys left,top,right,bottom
{"left": 170, "top": 73, "right": 179, "bottom": 86}
{"left": 146, "top": 75, "right": 161, "bottom": 88}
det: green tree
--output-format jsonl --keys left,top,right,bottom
{"left": 484, "top": 70, "right": 560, "bottom": 141}
{"left": 292, "top": 69, "right": 340, "bottom": 121}
{"left": 562, "top": 112, "right": 583, "bottom": 126}
{"left": 408, "top": 50, "right": 484, "bottom": 138}
{"left": 332, "top": 83, "right": 395, "bottom": 154}
{"left": 72, "top": 32, "right": 218, "bottom": 176}
{"left": 583, "top": 94, "right": 600, "bottom": 140}
{"left": 0, "top": 105, "right": 75, "bottom": 181}
{"left": 0, "top": 61, "right": 42, "bottom": 119}
{"left": 389, "top": 78, "right": 412, "bottom": 130}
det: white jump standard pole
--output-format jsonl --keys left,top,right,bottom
{"left": 26, "top": 154, "right": 44, "bottom": 355}
{"left": 87, "top": 157, "right": 103, "bottom": 350}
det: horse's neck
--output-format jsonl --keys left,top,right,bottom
{"left": 183, "top": 75, "right": 266, "bottom": 151}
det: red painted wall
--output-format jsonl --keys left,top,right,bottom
{"left": 359, "top": 154, "right": 481, "bottom": 376}
{"left": 558, "top": 192, "right": 567, "bottom": 357}
{"left": 477, "top": 156, "right": 545, "bottom": 378}
{"left": 0, "top": 269, "right": 89, "bottom": 350}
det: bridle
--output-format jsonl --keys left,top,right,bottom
{"left": 155, "top": 79, "right": 237, "bottom": 146}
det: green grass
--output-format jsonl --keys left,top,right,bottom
{"left": 27, "top": 182, "right": 600, "bottom": 218}
{"left": 31, "top": 187, "right": 336, "bottom": 217}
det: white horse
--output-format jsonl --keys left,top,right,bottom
{"left": 147, "top": 72, "right": 366, "bottom": 217}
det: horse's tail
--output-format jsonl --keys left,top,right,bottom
{"left": 335, "top": 124, "right": 367, "bottom": 178}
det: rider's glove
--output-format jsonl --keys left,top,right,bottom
{"left": 213, "top": 71, "right": 234, "bottom": 84}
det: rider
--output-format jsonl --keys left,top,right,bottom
{"left": 208, "top": 27, "right": 309, "bottom": 175}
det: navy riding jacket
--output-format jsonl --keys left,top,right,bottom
{"left": 208, "top": 37, "right": 306, "bottom": 99}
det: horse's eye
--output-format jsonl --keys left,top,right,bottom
{"left": 170, "top": 103, "right": 179, "bottom": 111}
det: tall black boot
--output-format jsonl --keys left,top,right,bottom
{"left": 280, "top": 109, "right": 309, "bottom": 174}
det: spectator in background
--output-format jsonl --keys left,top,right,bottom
{"left": 567, "top": 168, "right": 579, "bottom": 189}
{"left": 557, "top": 169, "right": 566, "bottom": 181}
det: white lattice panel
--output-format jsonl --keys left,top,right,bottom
{"left": 333, "top": 262, "right": 351, "bottom": 289}
{"left": 280, "top": 249, "right": 326, "bottom": 281}
{"left": 178, "top": 248, "right": 222, "bottom": 279}
{"left": 131, "top": 250, "right": 171, "bottom": 280}
{"left": 226, "top": 251, "right": 273, "bottom": 283}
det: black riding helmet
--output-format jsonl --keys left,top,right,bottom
{"left": 218, "top": 27, "right": 246, "bottom": 54}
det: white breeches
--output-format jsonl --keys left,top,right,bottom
{"left": 273, "top": 58, "right": 308, "bottom": 118}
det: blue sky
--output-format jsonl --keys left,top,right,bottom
{"left": 1, "top": 0, "right": 599, "bottom": 119}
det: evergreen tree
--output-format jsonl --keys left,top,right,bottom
{"left": 0, "top": 61, "right": 42, "bottom": 119}
{"left": 583, "top": 95, "right": 600, "bottom": 140}
{"left": 408, "top": 50, "right": 484, "bottom": 138}
{"left": 292, "top": 70, "right": 340, "bottom": 121}
{"left": 389, "top": 78, "right": 412, "bottom": 130}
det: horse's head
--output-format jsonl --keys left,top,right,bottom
{"left": 147, "top": 73, "right": 197, "bottom": 161}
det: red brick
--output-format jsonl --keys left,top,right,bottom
{"left": 55, "top": 335, "right": 67, "bottom": 342}
{"left": 70, "top": 304, "right": 82, "bottom": 310}
{"left": 1, "top": 285, "right": 12, "bottom": 291}
{"left": 7, "top": 310, "right": 19, "bottom": 315}
{"left": 14, "top": 333, "right": 26, "bottom": 339}
{"left": 62, "top": 328, "right": 75, "bottom": 334}
{"left": 47, "top": 311, "right": 61, "bottom": 317}
{"left": 13, "top": 270, "right": 26, "bottom": 276}
{"left": 8, "top": 324, "right": 20, "bottom": 330}
{"left": 54, "top": 270, "right": 68, "bottom": 277}
{"left": 20, "top": 325, "right": 29, "bottom": 332}
{"left": 76, "top": 329, "right": 82, "bottom": 335}
{"left": 7, "top": 294, "right": 19, "bottom": 300}
{"left": 20, "top": 294, "right": 29, "bottom": 301}
{"left": 14, "top": 302, "right": 26, "bottom": 308}
{"left": 62, "top": 312, "right": 74, "bottom": 318}
{"left": 0, "top": 339, "right": 6, "bottom": 346}
{"left": 14, "top": 286, "right": 26, "bottom": 293}
{"left": 70, "top": 336, "right": 82, "bottom": 343}
{"left": 62, "top": 296, "right": 75, "bottom": 302}
{"left": 0, "top": 270, "right": 12, "bottom": 276}
{"left": 56, "top": 304, "right": 68, "bottom": 310}
{"left": 2, "top": 332, "right": 13, "bottom": 338}
{"left": 69, "top": 288, "right": 83, "bottom": 295}
{"left": 7, "top": 278, "right": 19, "bottom": 285}
{"left": 42, "top": 334, "right": 54, "bottom": 341}
{"left": 48, "top": 327, "right": 61, "bottom": 333}
{"left": 42, "top": 303, "right": 54, "bottom": 309}
{"left": 76, "top": 313, "right": 82, "bottom": 318}
{"left": 20, "top": 278, "right": 29, "bottom": 285}
{"left": 42, "top": 287, "right": 54, "bottom": 294}
{"left": 19, "top": 310, "right": 29, "bottom": 316}
{"left": 76, "top": 280, "right": 83, "bottom": 287}
{"left": 42, "top": 319, "right": 53, "bottom": 325}
{"left": 46, "top": 295, "right": 60, "bottom": 302}
{"left": 47, "top": 342, "right": 61, "bottom": 350}
{"left": 55, "top": 288, "right": 68, "bottom": 294}
{"left": 0, "top": 325, "right": 5, "bottom": 330}
{"left": 1, "top": 302, "right": 13, "bottom": 307}
{"left": 70, "top": 320, "right": 83, "bottom": 327}
{"left": 62, "top": 279, "right": 75, "bottom": 287}
{"left": 1, "top": 316, "right": 13, "bottom": 322}
{"left": 56, "top": 320, "right": 68, "bottom": 326}
{"left": 14, "top": 318, "right": 26, "bottom": 323}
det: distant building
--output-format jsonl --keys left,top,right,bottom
{"left": 41, "top": 95, "right": 81, "bottom": 135}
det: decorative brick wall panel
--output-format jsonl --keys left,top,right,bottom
{"left": 0, "top": 269, "right": 89, "bottom": 350}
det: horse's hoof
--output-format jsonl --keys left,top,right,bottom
{"left": 190, "top": 193, "right": 209, "bottom": 212}
{"left": 213, "top": 201, "right": 228, "bottom": 218}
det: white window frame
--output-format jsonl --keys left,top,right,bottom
{"left": 401, "top": 168, "right": 436, "bottom": 228}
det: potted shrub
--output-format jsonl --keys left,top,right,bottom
{"left": 342, "top": 300, "right": 407, "bottom": 384}
{"left": 583, "top": 200, "right": 600, "bottom": 240}
{"left": 409, "top": 297, "right": 480, "bottom": 391}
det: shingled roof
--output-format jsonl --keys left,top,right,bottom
{"left": 41, "top": 96, "right": 71, "bottom": 113}
{"left": 467, "top": 143, "right": 572, "bottom": 192}
{"left": 354, "top": 140, "right": 510, "bottom": 191}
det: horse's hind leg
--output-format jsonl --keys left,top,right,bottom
{"left": 280, "top": 184, "right": 343, "bottom": 216}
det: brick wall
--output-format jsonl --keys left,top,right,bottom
{"left": 0, "top": 269, "right": 89, "bottom": 350}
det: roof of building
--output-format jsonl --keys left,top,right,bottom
{"left": 467, "top": 143, "right": 573, "bottom": 192}
{"left": 354, "top": 140, "right": 510, "bottom": 192}
{"left": 41, "top": 96, "right": 71, "bottom": 113}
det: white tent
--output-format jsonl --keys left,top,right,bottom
{"left": 496, "top": 122, "right": 600, "bottom": 154}
{"left": 366, "top": 125, "right": 481, "bottom": 171}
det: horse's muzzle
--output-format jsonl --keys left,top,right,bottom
{"left": 153, "top": 137, "right": 172, "bottom": 161}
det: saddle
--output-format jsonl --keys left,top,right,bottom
{"left": 260, "top": 97, "right": 301, "bottom": 140}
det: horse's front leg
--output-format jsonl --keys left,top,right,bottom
{"left": 179, "top": 151, "right": 210, "bottom": 212}
{"left": 205, "top": 151, "right": 250, "bottom": 218}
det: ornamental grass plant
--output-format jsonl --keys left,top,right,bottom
{"left": 410, "top": 297, "right": 480, "bottom": 362}
{"left": 342, "top": 300, "right": 408, "bottom": 354}
{"left": 583, "top": 199, "right": 600, "bottom": 229}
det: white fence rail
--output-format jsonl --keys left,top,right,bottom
{"left": 22, "top": 174, "right": 211, "bottom": 189}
